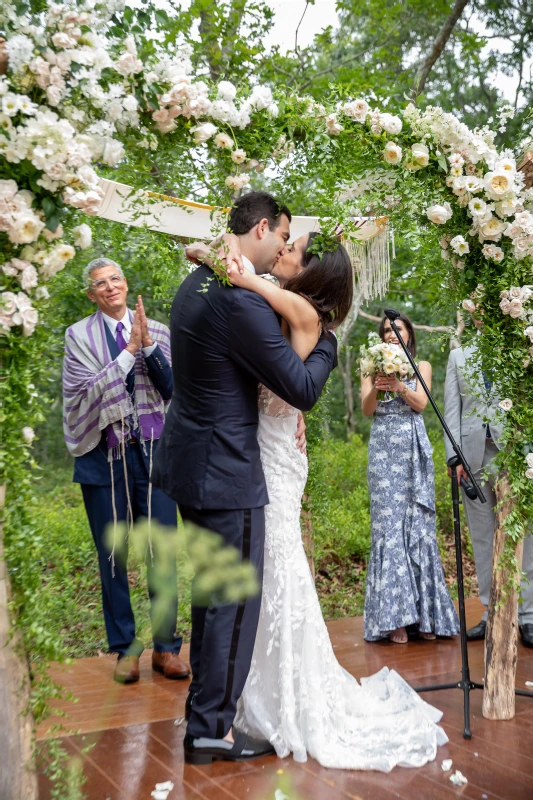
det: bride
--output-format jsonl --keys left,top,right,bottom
{"left": 185, "top": 232, "right": 448, "bottom": 772}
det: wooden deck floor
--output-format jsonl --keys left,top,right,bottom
{"left": 37, "top": 598, "right": 533, "bottom": 800}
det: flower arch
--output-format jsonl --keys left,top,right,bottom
{"left": 2, "top": 0, "right": 533, "bottom": 727}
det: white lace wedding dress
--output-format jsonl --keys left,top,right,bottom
{"left": 234, "top": 387, "right": 448, "bottom": 771}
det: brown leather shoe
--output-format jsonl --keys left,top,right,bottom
{"left": 152, "top": 651, "right": 191, "bottom": 680}
{"left": 114, "top": 655, "right": 140, "bottom": 684}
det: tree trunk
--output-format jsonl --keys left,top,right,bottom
{"left": 0, "top": 485, "right": 38, "bottom": 800}
{"left": 301, "top": 493, "right": 315, "bottom": 579}
{"left": 482, "top": 472, "right": 522, "bottom": 720}
{"left": 412, "top": 0, "right": 471, "bottom": 98}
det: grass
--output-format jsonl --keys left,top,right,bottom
{"left": 31, "top": 434, "right": 476, "bottom": 661}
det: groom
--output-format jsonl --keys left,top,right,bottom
{"left": 152, "top": 191, "right": 337, "bottom": 764}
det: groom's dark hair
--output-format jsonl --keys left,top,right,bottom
{"left": 228, "top": 191, "right": 292, "bottom": 235}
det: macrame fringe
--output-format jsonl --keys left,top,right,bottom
{"left": 343, "top": 220, "right": 392, "bottom": 302}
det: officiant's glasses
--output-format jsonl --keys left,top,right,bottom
{"left": 90, "top": 274, "right": 124, "bottom": 291}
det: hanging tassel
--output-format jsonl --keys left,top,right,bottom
{"left": 147, "top": 428, "right": 154, "bottom": 566}
{"left": 108, "top": 456, "right": 118, "bottom": 578}
{"left": 120, "top": 408, "right": 134, "bottom": 539}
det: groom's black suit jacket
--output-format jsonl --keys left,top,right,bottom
{"left": 152, "top": 264, "right": 337, "bottom": 510}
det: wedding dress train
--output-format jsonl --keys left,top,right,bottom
{"left": 234, "top": 387, "right": 448, "bottom": 771}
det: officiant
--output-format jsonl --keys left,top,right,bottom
{"left": 62, "top": 257, "right": 190, "bottom": 684}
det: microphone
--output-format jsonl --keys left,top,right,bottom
{"left": 460, "top": 476, "right": 478, "bottom": 500}
{"left": 384, "top": 308, "right": 401, "bottom": 321}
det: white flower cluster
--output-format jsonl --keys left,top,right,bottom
{"left": 0, "top": 179, "right": 44, "bottom": 244}
{"left": 525, "top": 453, "right": 533, "bottom": 481}
{"left": 1, "top": 290, "right": 38, "bottom": 336}
{"left": 154, "top": 78, "right": 278, "bottom": 138}
{"left": 499, "top": 285, "right": 533, "bottom": 320}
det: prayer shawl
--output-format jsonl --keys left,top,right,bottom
{"left": 63, "top": 309, "right": 171, "bottom": 458}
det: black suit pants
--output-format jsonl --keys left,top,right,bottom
{"left": 179, "top": 505, "right": 265, "bottom": 739}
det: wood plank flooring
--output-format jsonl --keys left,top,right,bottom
{"left": 37, "top": 599, "right": 533, "bottom": 800}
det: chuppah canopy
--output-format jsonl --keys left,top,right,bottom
{"left": 96, "top": 178, "right": 392, "bottom": 300}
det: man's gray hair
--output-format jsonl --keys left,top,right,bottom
{"left": 83, "top": 258, "right": 125, "bottom": 287}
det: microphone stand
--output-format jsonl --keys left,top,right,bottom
{"left": 382, "top": 308, "right": 533, "bottom": 740}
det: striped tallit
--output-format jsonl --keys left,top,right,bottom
{"left": 62, "top": 308, "right": 171, "bottom": 458}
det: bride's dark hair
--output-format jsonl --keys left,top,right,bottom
{"left": 284, "top": 232, "right": 353, "bottom": 332}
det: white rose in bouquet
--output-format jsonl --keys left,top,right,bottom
{"left": 359, "top": 332, "right": 413, "bottom": 400}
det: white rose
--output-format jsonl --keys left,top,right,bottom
{"left": 411, "top": 142, "right": 429, "bottom": 167}
{"left": 492, "top": 246, "right": 504, "bottom": 262}
{"left": 526, "top": 453, "right": 533, "bottom": 469}
{"left": 525, "top": 326, "right": 533, "bottom": 342}
{"left": 0, "top": 179, "right": 18, "bottom": 200}
{"left": 325, "top": 114, "right": 343, "bottom": 135}
{"left": 383, "top": 141, "right": 402, "bottom": 165}
{"left": 19, "top": 264, "right": 38, "bottom": 291}
{"left": 191, "top": 123, "right": 217, "bottom": 144}
{"left": 214, "top": 132, "right": 233, "bottom": 149}
{"left": 102, "top": 139, "right": 125, "bottom": 167}
{"left": 1, "top": 291, "right": 18, "bottom": 315}
{"left": 51, "top": 32, "right": 74, "bottom": 48}
{"left": 480, "top": 217, "right": 505, "bottom": 241}
{"left": 20, "top": 305, "right": 38, "bottom": 336}
{"left": 426, "top": 202, "right": 453, "bottom": 225}
{"left": 484, "top": 170, "right": 514, "bottom": 199}
{"left": 116, "top": 52, "right": 143, "bottom": 76}
{"left": 509, "top": 286, "right": 522, "bottom": 300}
{"left": 499, "top": 298, "right": 511, "bottom": 314}
{"left": 498, "top": 399, "right": 513, "bottom": 411}
{"left": 53, "top": 244, "right": 76, "bottom": 263}
{"left": 525, "top": 468, "right": 533, "bottom": 480}
{"left": 9, "top": 213, "right": 45, "bottom": 244}
{"left": 72, "top": 223, "right": 92, "bottom": 250}
{"left": 217, "top": 81, "right": 237, "bottom": 101}
{"left": 495, "top": 157, "right": 516, "bottom": 174}
{"left": 46, "top": 85, "right": 63, "bottom": 107}
{"left": 77, "top": 165, "right": 99, "bottom": 189}
{"left": 468, "top": 197, "right": 487, "bottom": 217}
{"left": 509, "top": 299, "right": 523, "bottom": 318}
{"left": 231, "top": 149, "right": 247, "bottom": 164}
{"left": 380, "top": 113, "right": 402, "bottom": 135}
{"left": 462, "top": 299, "right": 476, "bottom": 313}
{"left": 22, "top": 426, "right": 35, "bottom": 443}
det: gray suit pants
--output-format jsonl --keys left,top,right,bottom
{"left": 462, "top": 439, "right": 533, "bottom": 624}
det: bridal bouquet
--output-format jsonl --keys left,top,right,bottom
{"left": 359, "top": 332, "right": 414, "bottom": 400}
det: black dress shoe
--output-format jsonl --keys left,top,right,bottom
{"left": 520, "top": 624, "right": 533, "bottom": 648}
{"left": 185, "top": 691, "right": 196, "bottom": 721}
{"left": 466, "top": 620, "right": 486, "bottom": 641}
{"left": 183, "top": 732, "right": 275, "bottom": 765}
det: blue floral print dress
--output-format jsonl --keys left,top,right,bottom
{"left": 364, "top": 377, "right": 459, "bottom": 641}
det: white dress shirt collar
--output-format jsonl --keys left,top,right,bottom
{"left": 242, "top": 255, "right": 256, "bottom": 274}
{"left": 102, "top": 309, "right": 131, "bottom": 336}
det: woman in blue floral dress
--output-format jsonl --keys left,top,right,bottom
{"left": 361, "top": 314, "right": 459, "bottom": 644}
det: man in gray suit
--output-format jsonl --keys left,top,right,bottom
{"left": 444, "top": 344, "right": 533, "bottom": 647}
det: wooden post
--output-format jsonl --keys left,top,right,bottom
{"left": 482, "top": 472, "right": 523, "bottom": 720}
{"left": 0, "top": 485, "right": 38, "bottom": 800}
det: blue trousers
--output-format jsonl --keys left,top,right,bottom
{"left": 179, "top": 504, "right": 265, "bottom": 740}
{"left": 81, "top": 443, "right": 182, "bottom": 657}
